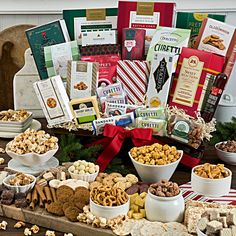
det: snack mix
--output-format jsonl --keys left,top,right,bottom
{"left": 130, "top": 143, "right": 181, "bottom": 165}
{"left": 0, "top": 109, "right": 29, "bottom": 122}
{"left": 194, "top": 163, "right": 230, "bottom": 179}
{"left": 90, "top": 185, "right": 129, "bottom": 207}
{"left": 149, "top": 180, "right": 180, "bottom": 197}
{"left": 69, "top": 160, "right": 99, "bottom": 175}
{"left": 217, "top": 140, "right": 236, "bottom": 153}
{"left": 7, "top": 129, "right": 58, "bottom": 154}
{"left": 9, "top": 173, "right": 34, "bottom": 186}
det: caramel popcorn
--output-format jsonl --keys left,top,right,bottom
{"left": 0, "top": 109, "right": 29, "bottom": 122}
{"left": 130, "top": 143, "right": 181, "bottom": 165}
{"left": 7, "top": 129, "right": 58, "bottom": 154}
{"left": 9, "top": 173, "right": 34, "bottom": 186}
{"left": 14, "top": 221, "right": 25, "bottom": 228}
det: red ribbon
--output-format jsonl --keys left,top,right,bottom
{"left": 94, "top": 124, "right": 158, "bottom": 172}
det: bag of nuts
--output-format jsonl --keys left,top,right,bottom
{"left": 167, "top": 107, "right": 216, "bottom": 149}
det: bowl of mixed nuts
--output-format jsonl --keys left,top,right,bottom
{"left": 215, "top": 140, "right": 236, "bottom": 165}
{"left": 6, "top": 129, "right": 58, "bottom": 167}
{"left": 129, "top": 143, "right": 183, "bottom": 182}
{"left": 3, "top": 172, "right": 36, "bottom": 193}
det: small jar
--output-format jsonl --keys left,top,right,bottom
{"left": 145, "top": 189, "right": 185, "bottom": 222}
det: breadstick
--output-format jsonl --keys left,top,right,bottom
{"left": 50, "top": 187, "right": 57, "bottom": 202}
{"left": 26, "top": 192, "right": 32, "bottom": 204}
{"left": 29, "top": 201, "right": 35, "bottom": 210}
{"left": 32, "top": 188, "right": 38, "bottom": 204}
{"left": 44, "top": 186, "right": 52, "bottom": 204}
{"left": 35, "top": 185, "right": 47, "bottom": 203}
{"left": 39, "top": 197, "right": 44, "bottom": 208}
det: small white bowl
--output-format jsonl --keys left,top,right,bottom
{"left": 6, "top": 145, "right": 58, "bottom": 167}
{"left": 90, "top": 197, "right": 130, "bottom": 219}
{"left": 196, "top": 227, "right": 206, "bottom": 236}
{"left": 191, "top": 165, "right": 232, "bottom": 197}
{"left": 215, "top": 141, "right": 236, "bottom": 165}
{"left": 145, "top": 189, "right": 185, "bottom": 222}
{"left": 3, "top": 174, "right": 36, "bottom": 193}
{"left": 68, "top": 166, "right": 99, "bottom": 183}
{"left": 129, "top": 150, "right": 183, "bottom": 183}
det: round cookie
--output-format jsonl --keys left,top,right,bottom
{"left": 47, "top": 202, "right": 64, "bottom": 216}
{"left": 89, "top": 181, "right": 102, "bottom": 190}
{"left": 63, "top": 201, "right": 75, "bottom": 213}
{"left": 64, "top": 206, "right": 81, "bottom": 222}
{"left": 102, "top": 176, "right": 115, "bottom": 186}
{"left": 56, "top": 186, "right": 74, "bottom": 203}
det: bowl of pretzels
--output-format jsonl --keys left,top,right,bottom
{"left": 90, "top": 185, "right": 130, "bottom": 219}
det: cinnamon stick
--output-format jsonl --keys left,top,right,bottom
{"left": 26, "top": 192, "right": 32, "bottom": 204}
{"left": 29, "top": 201, "right": 35, "bottom": 210}
{"left": 39, "top": 197, "right": 44, "bottom": 208}
{"left": 44, "top": 186, "right": 52, "bottom": 204}
{"left": 50, "top": 187, "right": 57, "bottom": 202}
{"left": 32, "top": 188, "right": 38, "bottom": 204}
{"left": 35, "top": 185, "right": 47, "bottom": 203}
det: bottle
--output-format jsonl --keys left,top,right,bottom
{"left": 201, "top": 73, "right": 228, "bottom": 122}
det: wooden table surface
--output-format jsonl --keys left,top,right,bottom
{"left": 0, "top": 119, "right": 235, "bottom": 236}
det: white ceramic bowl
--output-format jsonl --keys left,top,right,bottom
{"left": 145, "top": 189, "right": 185, "bottom": 222}
{"left": 196, "top": 227, "right": 206, "bottom": 236}
{"left": 68, "top": 166, "right": 99, "bottom": 183}
{"left": 191, "top": 165, "right": 232, "bottom": 197}
{"left": 6, "top": 145, "right": 58, "bottom": 167}
{"left": 3, "top": 174, "right": 36, "bottom": 193}
{"left": 215, "top": 141, "right": 236, "bottom": 165}
{"left": 90, "top": 197, "right": 130, "bottom": 219}
{"left": 129, "top": 150, "right": 183, "bottom": 183}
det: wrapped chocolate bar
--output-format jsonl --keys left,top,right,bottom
{"left": 97, "top": 82, "right": 124, "bottom": 98}
{"left": 92, "top": 117, "right": 116, "bottom": 135}
{"left": 136, "top": 117, "right": 167, "bottom": 136}
{"left": 135, "top": 107, "right": 166, "bottom": 120}
{"left": 167, "top": 107, "right": 216, "bottom": 149}
{"left": 115, "top": 112, "right": 135, "bottom": 127}
{"left": 122, "top": 28, "right": 145, "bottom": 60}
{"left": 105, "top": 103, "right": 127, "bottom": 116}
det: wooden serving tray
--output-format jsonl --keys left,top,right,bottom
{"left": 0, "top": 204, "right": 114, "bottom": 236}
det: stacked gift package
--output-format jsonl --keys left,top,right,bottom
{"left": 25, "top": 1, "right": 235, "bottom": 152}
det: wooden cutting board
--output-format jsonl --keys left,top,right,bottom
{"left": 0, "top": 204, "right": 114, "bottom": 236}
{"left": 0, "top": 24, "right": 35, "bottom": 110}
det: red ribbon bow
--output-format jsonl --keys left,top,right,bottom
{"left": 95, "top": 124, "right": 158, "bottom": 172}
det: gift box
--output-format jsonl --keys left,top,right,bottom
{"left": 117, "top": 1, "right": 175, "bottom": 54}
{"left": 122, "top": 28, "right": 145, "bottom": 60}
{"left": 168, "top": 47, "right": 225, "bottom": 117}
{"left": 117, "top": 60, "right": 150, "bottom": 104}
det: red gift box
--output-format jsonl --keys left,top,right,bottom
{"left": 168, "top": 47, "right": 225, "bottom": 117}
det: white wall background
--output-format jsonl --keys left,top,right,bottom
{"left": 0, "top": 0, "right": 235, "bottom": 95}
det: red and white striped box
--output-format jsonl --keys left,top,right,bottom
{"left": 117, "top": 60, "right": 150, "bottom": 104}
{"left": 181, "top": 182, "right": 236, "bottom": 205}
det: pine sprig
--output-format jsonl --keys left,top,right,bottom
{"left": 209, "top": 117, "right": 236, "bottom": 145}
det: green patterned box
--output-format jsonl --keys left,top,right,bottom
{"left": 44, "top": 40, "right": 80, "bottom": 85}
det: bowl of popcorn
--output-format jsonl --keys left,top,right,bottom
{"left": 129, "top": 143, "right": 183, "bottom": 182}
{"left": 68, "top": 160, "right": 99, "bottom": 183}
{"left": 90, "top": 185, "right": 130, "bottom": 219}
{"left": 145, "top": 180, "right": 185, "bottom": 223}
{"left": 191, "top": 163, "right": 232, "bottom": 197}
{"left": 6, "top": 129, "right": 58, "bottom": 167}
{"left": 215, "top": 140, "right": 236, "bottom": 165}
{"left": 3, "top": 172, "right": 36, "bottom": 193}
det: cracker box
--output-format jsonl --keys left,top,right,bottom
{"left": 34, "top": 75, "right": 73, "bottom": 126}
{"left": 66, "top": 61, "right": 98, "bottom": 99}
{"left": 147, "top": 52, "right": 178, "bottom": 107}
{"left": 147, "top": 27, "right": 191, "bottom": 62}
{"left": 195, "top": 18, "right": 236, "bottom": 57}
{"left": 168, "top": 47, "right": 225, "bottom": 117}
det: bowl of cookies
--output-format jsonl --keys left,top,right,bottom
{"left": 6, "top": 129, "right": 58, "bottom": 167}
{"left": 90, "top": 185, "right": 130, "bottom": 219}
{"left": 3, "top": 172, "right": 36, "bottom": 193}
{"left": 68, "top": 160, "right": 99, "bottom": 183}
{"left": 191, "top": 163, "right": 232, "bottom": 197}
{"left": 129, "top": 143, "right": 183, "bottom": 182}
{"left": 215, "top": 140, "right": 236, "bottom": 165}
